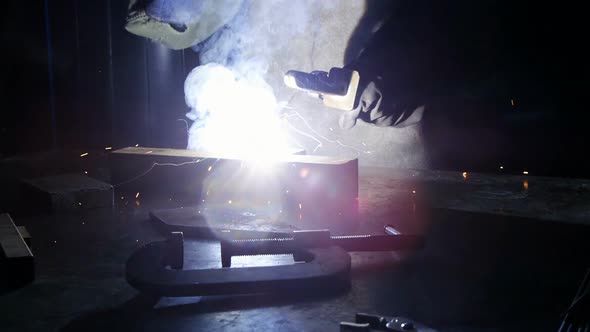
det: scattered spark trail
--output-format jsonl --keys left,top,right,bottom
{"left": 281, "top": 111, "right": 371, "bottom": 155}
{"left": 283, "top": 119, "right": 323, "bottom": 153}
{"left": 176, "top": 118, "right": 190, "bottom": 135}
{"left": 113, "top": 158, "right": 209, "bottom": 187}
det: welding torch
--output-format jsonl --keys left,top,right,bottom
{"left": 284, "top": 67, "right": 360, "bottom": 111}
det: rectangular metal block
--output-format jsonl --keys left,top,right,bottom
{"left": 0, "top": 213, "right": 34, "bottom": 286}
{"left": 22, "top": 174, "right": 114, "bottom": 212}
{"left": 111, "top": 147, "right": 358, "bottom": 231}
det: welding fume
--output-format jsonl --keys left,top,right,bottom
{"left": 125, "top": 0, "right": 427, "bottom": 168}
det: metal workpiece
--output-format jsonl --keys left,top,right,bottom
{"left": 220, "top": 228, "right": 425, "bottom": 267}
{"left": 125, "top": 232, "right": 351, "bottom": 297}
{"left": 125, "top": 226, "right": 424, "bottom": 298}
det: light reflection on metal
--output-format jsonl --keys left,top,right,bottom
{"left": 135, "top": 144, "right": 139, "bottom": 147}
{"left": 145, "top": 150, "right": 153, "bottom": 154}
{"left": 228, "top": 200, "right": 233, "bottom": 204}
{"left": 105, "top": 147, "right": 112, "bottom": 150}
{"left": 135, "top": 192, "right": 140, "bottom": 198}
{"left": 299, "top": 168, "right": 310, "bottom": 178}
{"left": 208, "top": 166, "right": 213, "bottom": 172}
{"left": 412, "top": 190, "right": 416, "bottom": 194}
{"left": 80, "top": 152, "right": 89, "bottom": 157}
{"left": 299, "top": 203, "right": 302, "bottom": 210}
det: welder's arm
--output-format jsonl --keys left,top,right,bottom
{"left": 338, "top": 78, "right": 425, "bottom": 130}
{"left": 284, "top": 66, "right": 425, "bottom": 130}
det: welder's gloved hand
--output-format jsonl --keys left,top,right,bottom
{"left": 339, "top": 81, "right": 425, "bottom": 130}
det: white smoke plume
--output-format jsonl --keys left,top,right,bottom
{"left": 184, "top": 63, "right": 287, "bottom": 158}
{"left": 182, "top": 0, "right": 335, "bottom": 156}
{"left": 143, "top": 0, "right": 340, "bottom": 157}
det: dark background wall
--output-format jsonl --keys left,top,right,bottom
{"left": 1, "top": 0, "right": 198, "bottom": 155}
{"left": 1, "top": 0, "right": 588, "bottom": 178}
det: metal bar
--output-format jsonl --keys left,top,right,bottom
{"left": 43, "top": 0, "right": 57, "bottom": 148}
{"left": 144, "top": 39, "right": 152, "bottom": 145}
{"left": 73, "top": 0, "right": 81, "bottom": 81}
{"left": 106, "top": 0, "right": 115, "bottom": 145}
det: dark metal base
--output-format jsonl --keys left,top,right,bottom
{"left": 125, "top": 233, "right": 351, "bottom": 297}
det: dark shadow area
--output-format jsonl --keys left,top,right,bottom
{"left": 2, "top": 0, "right": 197, "bottom": 156}
{"left": 59, "top": 289, "right": 346, "bottom": 332}
{"left": 345, "top": 0, "right": 588, "bottom": 178}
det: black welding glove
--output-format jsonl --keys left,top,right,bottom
{"left": 339, "top": 79, "right": 425, "bottom": 130}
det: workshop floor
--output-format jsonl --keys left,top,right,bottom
{"left": 1, "top": 151, "right": 589, "bottom": 331}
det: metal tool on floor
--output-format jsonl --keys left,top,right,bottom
{"left": 340, "top": 313, "right": 431, "bottom": 332}
{"left": 125, "top": 226, "right": 424, "bottom": 297}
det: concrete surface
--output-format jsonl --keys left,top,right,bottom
{"left": 0, "top": 150, "right": 589, "bottom": 331}
{"left": 22, "top": 174, "right": 113, "bottom": 212}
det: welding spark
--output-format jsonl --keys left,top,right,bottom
{"left": 511, "top": 99, "right": 515, "bottom": 107}
{"left": 462, "top": 172, "right": 468, "bottom": 180}
{"left": 185, "top": 64, "right": 289, "bottom": 159}
{"left": 112, "top": 159, "right": 209, "bottom": 187}
{"left": 135, "top": 144, "right": 139, "bottom": 147}
{"left": 80, "top": 152, "right": 89, "bottom": 157}
{"left": 299, "top": 203, "right": 302, "bottom": 210}
{"left": 105, "top": 147, "right": 112, "bottom": 150}
{"left": 228, "top": 200, "right": 232, "bottom": 204}
{"left": 283, "top": 119, "right": 323, "bottom": 153}
{"left": 282, "top": 111, "right": 370, "bottom": 155}
{"left": 523, "top": 180, "right": 529, "bottom": 190}
{"left": 500, "top": 166, "right": 504, "bottom": 170}
{"left": 145, "top": 150, "right": 153, "bottom": 154}
{"left": 208, "top": 166, "right": 213, "bottom": 172}
{"left": 523, "top": 171, "right": 529, "bottom": 175}
{"left": 135, "top": 192, "right": 140, "bottom": 199}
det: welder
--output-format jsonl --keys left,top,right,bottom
{"left": 125, "top": 0, "right": 580, "bottom": 169}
